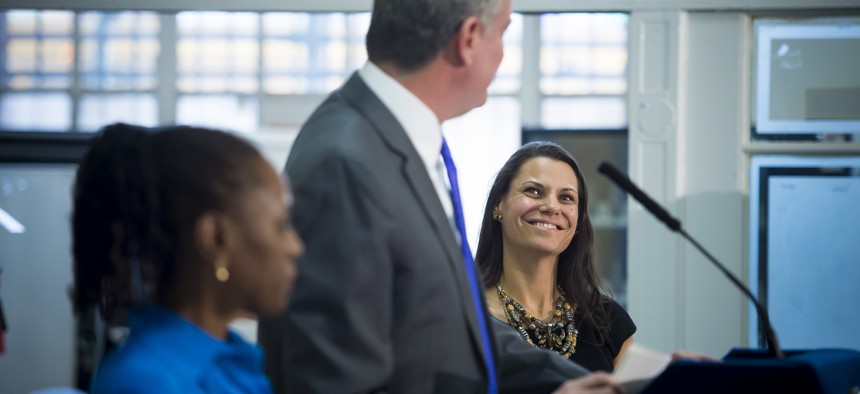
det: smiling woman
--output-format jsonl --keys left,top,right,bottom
{"left": 475, "top": 141, "right": 635, "bottom": 373}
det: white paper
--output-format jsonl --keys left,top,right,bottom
{"left": 613, "top": 343, "right": 672, "bottom": 383}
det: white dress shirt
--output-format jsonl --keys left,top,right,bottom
{"left": 358, "top": 62, "right": 455, "bottom": 225}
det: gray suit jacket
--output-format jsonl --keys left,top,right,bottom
{"left": 257, "top": 73, "right": 588, "bottom": 394}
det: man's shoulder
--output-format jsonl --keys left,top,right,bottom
{"left": 290, "top": 101, "right": 396, "bottom": 166}
{"left": 303, "top": 76, "right": 389, "bottom": 131}
{"left": 290, "top": 118, "right": 381, "bottom": 166}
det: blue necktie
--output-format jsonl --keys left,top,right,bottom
{"left": 440, "top": 138, "right": 498, "bottom": 394}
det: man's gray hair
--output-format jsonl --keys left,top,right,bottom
{"left": 366, "top": 0, "right": 503, "bottom": 73}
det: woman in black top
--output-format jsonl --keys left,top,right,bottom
{"left": 476, "top": 141, "right": 635, "bottom": 372}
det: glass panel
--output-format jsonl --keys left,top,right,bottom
{"left": 346, "top": 14, "right": 371, "bottom": 71}
{"left": 443, "top": 97, "right": 522, "bottom": 249}
{"left": 79, "top": 10, "right": 159, "bottom": 36}
{"left": 39, "top": 39, "right": 73, "bottom": 73}
{"left": 177, "top": 11, "right": 258, "bottom": 36}
{"left": 541, "top": 97, "right": 626, "bottom": 129}
{"left": 0, "top": 92, "right": 71, "bottom": 131}
{"left": 176, "top": 12, "right": 260, "bottom": 94}
{"left": 262, "top": 40, "right": 309, "bottom": 73}
{"left": 540, "top": 13, "right": 628, "bottom": 96}
{"left": 6, "top": 39, "right": 38, "bottom": 73}
{"left": 79, "top": 12, "right": 161, "bottom": 91}
{"left": 489, "top": 13, "right": 523, "bottom": 95}
{"left": 2, "top": 10, "right": 75, "bottom": 89}
{"left": 6, "top": 10, "right": 39, "bottom": 35}
{"left": 41, "top": 10, "right": 75, "bottom": 35}
{"left": 262, "top": 12, "right": 370, "bottom": 94}
{"left": 176, "top": 94, "right": 259, "bottom": 133}
{"left": 540, "top": 76, "right": 627, "bottom": 96}
{"left": 78, "top": 93, "right": 158, "bottom": 131}
{"left": 541, "top": 13, "right": 628, "bottom": 45}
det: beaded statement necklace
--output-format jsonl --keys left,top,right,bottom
{"left": 496, "top": 283, "right": 579, "bottom": 358}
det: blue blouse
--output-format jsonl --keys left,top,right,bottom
{"left": 92, "top": 306, "right": 273, "bottom": 394}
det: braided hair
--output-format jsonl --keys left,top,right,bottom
{"left": 72, "top": 123, "right": 265, "bottom": 324}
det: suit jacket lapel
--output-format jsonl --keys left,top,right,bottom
{"left": 338, "top": 72, "right": 487, "bottom": 358}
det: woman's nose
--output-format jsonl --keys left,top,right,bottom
{"left": 539, "top": 197, "right": 559, "bottom": 214}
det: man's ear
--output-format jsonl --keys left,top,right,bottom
{"left": 194, "top": 212, "right": 230, "bottom": 263}
{"left": 455, "top": 15, "right": 482, "bottom": 66}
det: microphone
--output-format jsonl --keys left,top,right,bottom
{"left": 598, "top": 161, "right": 784, "bottom": 360}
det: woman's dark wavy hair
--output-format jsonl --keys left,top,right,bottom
{"left": 475, "top": 141, "right": 611, "bottom": 341}
{"left": 71, "top": 123, "right": 265, "bottom": 323}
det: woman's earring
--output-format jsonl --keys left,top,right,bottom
{"left": 215, "top": 256, "right": 230, "bottom": 282}
{"left": 492, "top": 211, "right": 503, "bottom": 221}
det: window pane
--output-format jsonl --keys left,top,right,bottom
{"left": 176, "top": 12, "right": 259, "bottom": 94}
{"left": 78, "top": 93, "right": 158, "bottom": 131}
{"left": 540, "top": 13, "right": 628, "bottom": 128}
{"left": 0, "top": 92, "right": 71, "bottom": 131}
{"left": 540, "top": 13, "right": 628, "bottom": 95}
{"left": 540, "top": 76, "right": 626, "bottom": 96}
{"left": 6, "top": 10, "right": 39, "bottom": 34}
{"left": 176, "top": 94, "right": 259, "bottom": 133}
{"left": 542, "top": 97, "right": 626, "bottom": 129}
{"left": 41, "top": 10, "right": 75, "bottom": 35}
{"left": 79, "top": 11, "right": 159, "bottom": 36}
{"left": 262, "top": 12, "right": 370, "bottom": 94}
{"left": 6, "top": 39, "right": 38, "bottom": 73}
{"left": 79, "top": 12, "right": 160, "bottom": 90}
{"left": 542, "top": 13, "right": 627, "bottom": 44}
{"left": 2, "top": 10, "right": 75, "bottom": 89}
{"left": 443, "top": 97, "right": 522, "bottom": 249}
{"left": 489, "top": 13, "right": 523, "bottom": 94}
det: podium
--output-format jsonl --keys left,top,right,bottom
{"left": 641, "top": 348, "right": 860, "bottom": 394}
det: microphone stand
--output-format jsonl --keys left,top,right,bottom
{"left": 678, "top": 228, "right": 784, "bottom": 359}
{"left": 598, "top": 162, "right": 784, "bottom": 360}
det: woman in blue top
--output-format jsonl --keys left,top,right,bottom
{"left": 72, "top": 123, "right": 304, "bottom": 393}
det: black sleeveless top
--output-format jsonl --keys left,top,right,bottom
{"left": 568, "top": 300, "right": 636, "bottom": 372}
{"left": 496, "top": 299, "right": 636, "bottom": 373}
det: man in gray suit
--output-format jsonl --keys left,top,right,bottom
{"left": 258, "top": 0, "right": 623, "bottom": 393}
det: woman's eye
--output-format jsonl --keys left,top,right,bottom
{"left": 560, "top": 194, "right": 575, "bottom": 203}
{"left": 523, "top": 187, "right": 540, "bottom": 195}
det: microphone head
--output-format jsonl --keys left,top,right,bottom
{"left": 597, "top": 162, "right": 619, "bottom": 178}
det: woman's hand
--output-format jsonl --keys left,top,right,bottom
{"left": 670, "top": 350, "right": 719, "bottom": 363}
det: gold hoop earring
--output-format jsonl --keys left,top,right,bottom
{"left": 492, "top": 211, "right": 503, "bottom": 221}
{"left": 215, "top": 256, "right": 230, "bottom": 282}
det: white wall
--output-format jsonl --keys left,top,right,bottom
{"left": 627, "top": 9, "right": 754, "bottom": 357}
{"left": 679, "top": 12, "right": 750, "bottom": 356}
